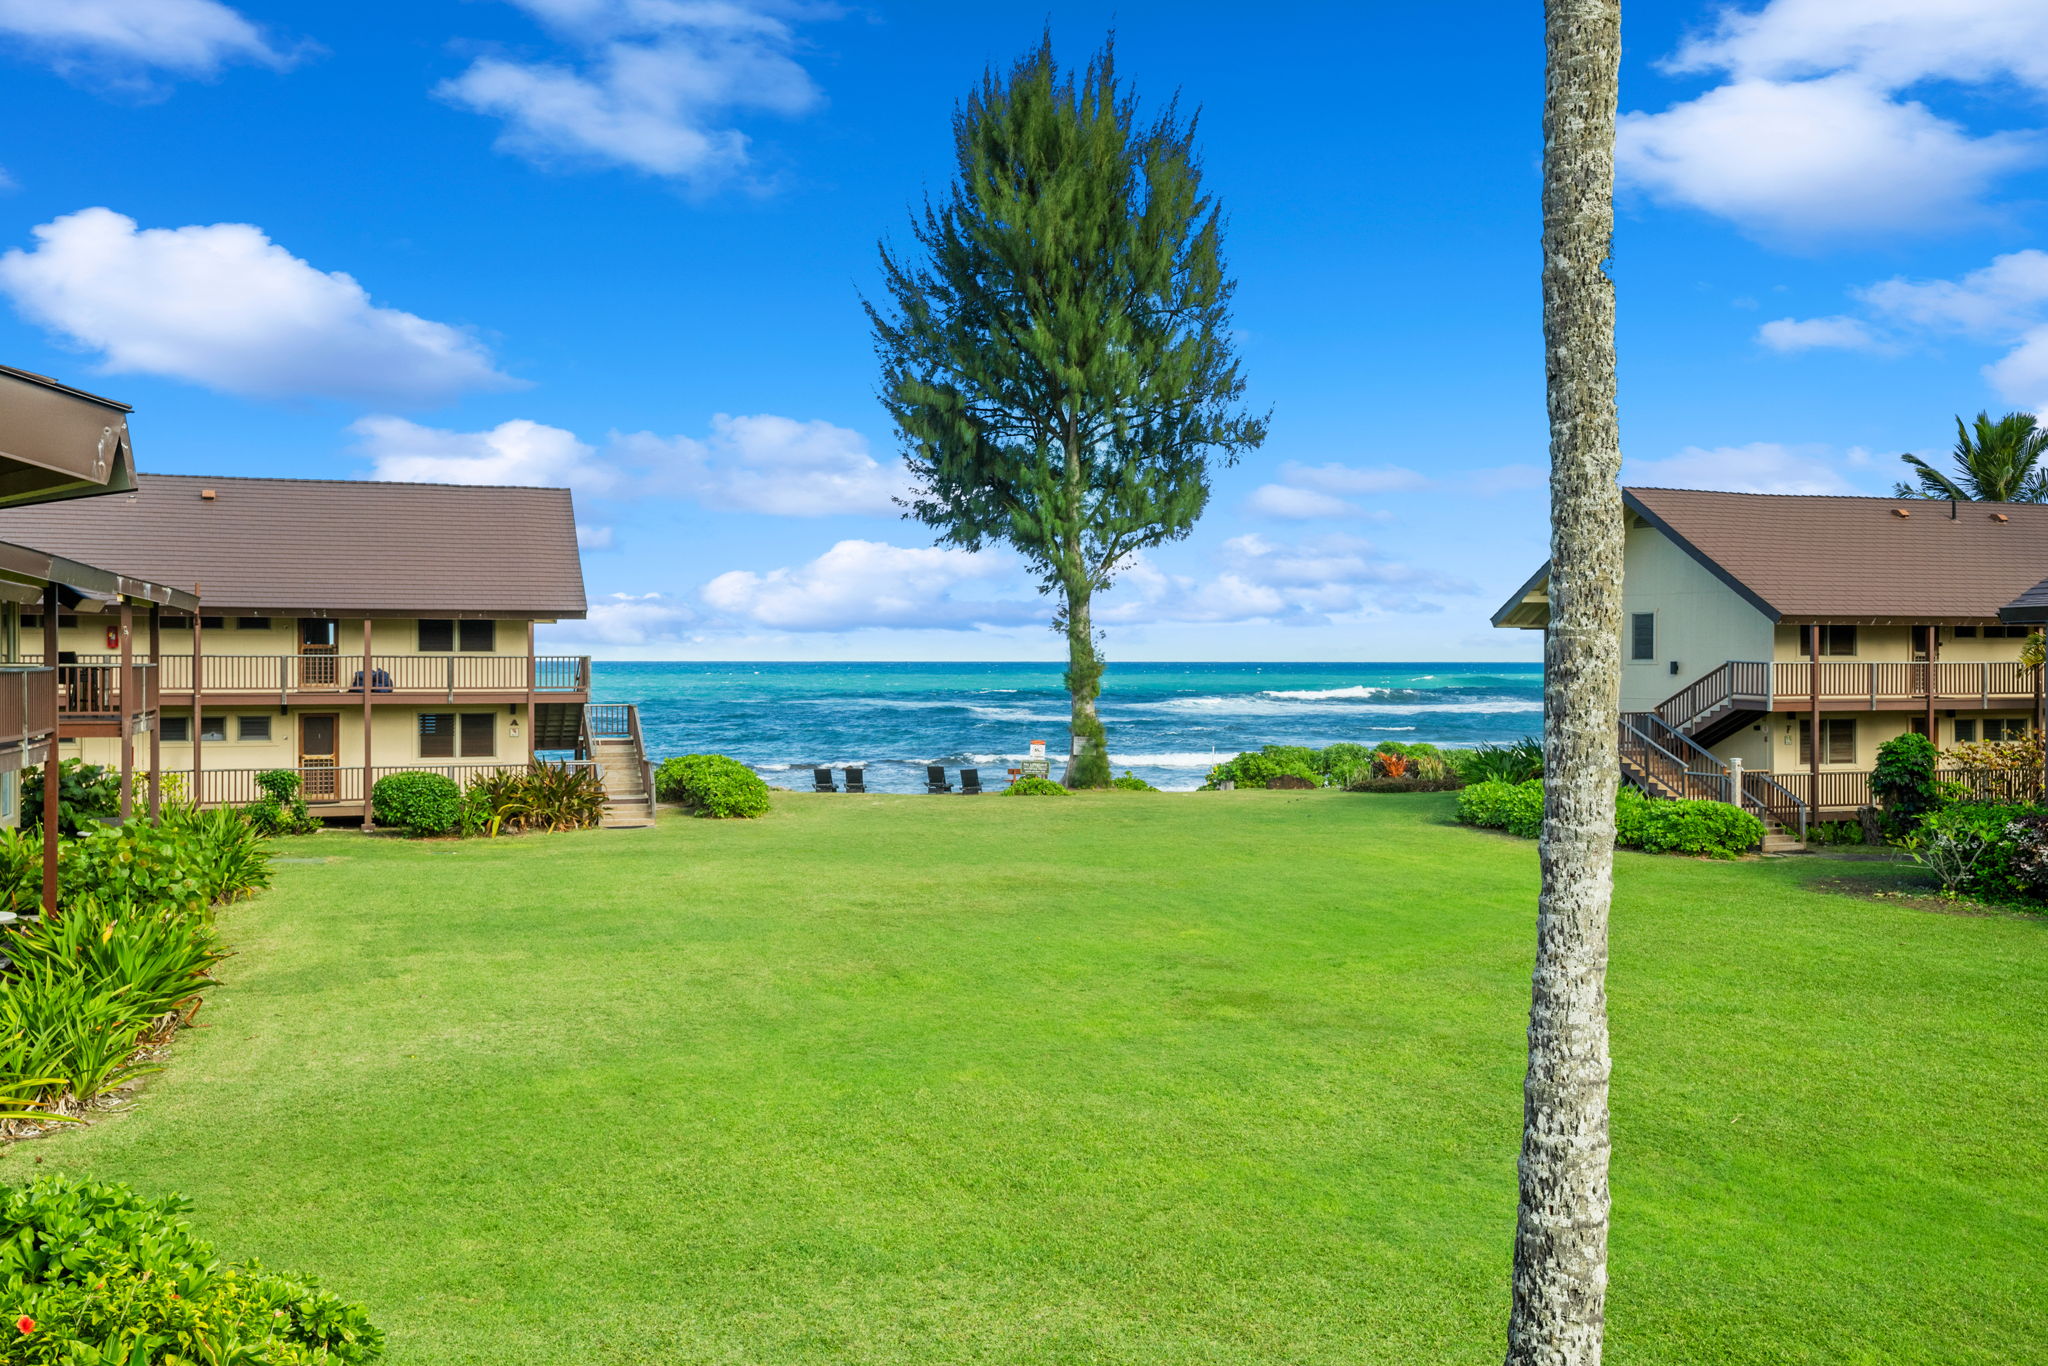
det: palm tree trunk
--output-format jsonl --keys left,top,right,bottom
{"left": 1062, "top": 583, "right": 1111, "bottom": 788}
{"left": 1507, "top": 2, "right": 1622, "bottom": 1364}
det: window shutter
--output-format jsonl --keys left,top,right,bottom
{"left": 418, "top": 620, "right": 455, "bottom": 652}
{"left": 1630, "top": 613, "right": 1655, "bottom": 661}
{"left": 1826, "top": 719, "right": 1856, "bottom": 764}
{"left": 458, "top": 619, "right": 496, "bottom": 652}
{"left": 198, "top": 715, "right": 227, "bottom": 742}
{"left": 459, "top": 713, "right": 495, "bottom": 758}
{"left": 161, "top": 716, "right": 190, "bottom": 742}
{"left": 419, "top": 712, "right": 456, "bottom": 758}
{"left": 237, "top": 716, "right": 271, "bottom": 741}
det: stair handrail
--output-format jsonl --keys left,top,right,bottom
{"left": 1619, "top": 715, "right": 1719, "bottom": 802}
{"left": 1625, "top": 709, "right": 1810, "bottom": 840}
{"left": 1652, "top": 659, "right": 1773, "bottom": 732}
{"left": 1741, "top": 769, "right": 1808, "bottom": 843}
{"left": 625, "top": 704, "right": 656, "bottom": 817}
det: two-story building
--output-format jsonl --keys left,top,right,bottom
{"left": 1493, "top": 487, "right": 2048, "bottom": 829}
{"left": 0, "top": 472, "right": 629, "bottom": 822}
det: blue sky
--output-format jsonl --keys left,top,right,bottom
{"left": 3, "top": 1, "right": 2047, "bottom": 662}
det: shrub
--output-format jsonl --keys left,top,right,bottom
{"left": 1872, "top": 732, "right": 1942, "bottom": 833}
{"left": 1806, "top": 820, "right": 1866, "bottom": 847}
{"left": 1002, "top": 775, "right": 1069, "bottom": 796}
{"left": 1108, "top": 771, "right": 1158, "bottom": 791}
{"left": 370, "top": 772, "right": 463, "bottom": 836}
{"left": 1456, "top": 779, "right": 1544, "bottom": 838}
{"left": 656, "top": 754, "right": 771, "bottom": 819}
{"left": 1908, "top": 802, "right": 2034, "bottom": 900}
{"left": 0, "top": 1176, "right": 384, "bottom": 1364}
{"left": 471, "top": 762, "right": 610, "bottom": 834}
{"left": 1454, "top": 739, "right": 1543, "bottom": 785}
{"left": 1202, "top": 749, "right": 1322, "bottom": 790}
{"left": 1317, "top": 742, "right": 1375, "bottom": 787}
{"left": 245, "top": 769, "right": 319, "bottom": 837}
{"left": 1460, "top": 780, "right": 1762, "bottom": 857}
{"left": 19, "top": 760, "right": 120, "bottom": 837}
{"left": 1343, "top": 776, "right": 1463, "bottom": 794}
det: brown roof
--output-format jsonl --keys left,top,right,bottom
{"left": 1495, "top": 486, "right": 2048, "bottom": 626}
{"left": 0, "top": 473, "right": 585, "bottom": 617}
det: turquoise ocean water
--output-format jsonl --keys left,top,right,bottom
{"left": 590, "top": 661, "right": 1543, "bottom": 793}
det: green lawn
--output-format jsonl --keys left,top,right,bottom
{"left": 17, "top": 791, "right": 2046, "bottom": 1364}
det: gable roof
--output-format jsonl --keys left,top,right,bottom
{"left": 1494, "top": 486, "right": 2048, "bottom": 627}
{"left": 0, "top": 473, "right": 586, "bottom": 618}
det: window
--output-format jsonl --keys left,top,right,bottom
{"left": 1798, "top": 625, "right": 1858, "bottom": 657}
{"left": 419, "top": 712, "right": 455, "bottom": 758}
{"left": 418, "top": 620, "right": 455, "bottom": 652}
{"left": 161, "top": 716, "right": 190, "bottom": 742}
{"left": 19, "top": 615, "right": 80, "bottom": 630}
{"left": 237, "top": 715, "right": 271, "bottom": 742}
{"left": 1629, "top": 613, "right": 1656, "bottom": 662}
{"left": 235, "top": 617, "right": 270, "bottom": 631}
{"left": 459, "top": 712, "right": 495, "bottom": 757}
{"left": 1954, "top": 718, "right": 1979, "bottom": 743}
{"left": 1955, "top": 625, "right": 1978, "bottom": 638}
{"left": 458, "top": 620, "right": 496, "bottom": 652}
{"left": 418, "top": 712, "right": 494, "bottom": 758}
{"left": 198, "top": 715, "right": 228, "bottom": 743}
{"left": 1986, "top": 624, "right": 2031, "bottom": 638}
{"left": 1987, "top": 718, "right": 2031, "bottom": 742}
{"left": 1798, "top": 718, "right": 1857, "bottom": 765}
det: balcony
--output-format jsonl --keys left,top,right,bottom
{"left": 167, "top": 760, "right": 600, "bottom": 813}
{"left": 0, "top": 665, "right": 57, "bottom": 772}
{"left": 30, "top": 653, "right": 590, "bottom": 703}
{"left": 1659, "top": 659, "right": 2039, "bottom": 738}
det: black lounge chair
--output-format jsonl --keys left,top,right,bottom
{"left": 926, "top": 765, "right": 953, "bottom": 794}
{"left": 844, "top": 767, "right": 866, "bottom": 794}
{"left": 347, "top": 668, "right": 394, "bottom": 693}
{"left": 813, "top": 767, "right": 837, "bottom": 792}
{"left": 959, "top": 768, "right": 983, "bottom": 795}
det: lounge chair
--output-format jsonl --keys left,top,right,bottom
{"left": 347, "top": 668, "right": 394, "bottom": 693}
{"left": 926, "top": 765, "right": 953, "bottom": 793}
{"left": 959, "top": 768, "right": 983, "bottom": 795}
{"left": 845, "top": 767, "right": 866, "bottom": 794}
{"left": 813, "top": 767, "right": 837, "bottom": 792}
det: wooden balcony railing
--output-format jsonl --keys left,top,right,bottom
{"left": 31, "top": 654, "right": 590, "bottom": 697}
{"left": 1661, "top": 659, "right": 2040, "bottom": 731}
{"left": 1763, "top": 766, "right": 2041, "bottom": 814}
{"left": 168, "top": 760, "right": 601, "bottom": 807}
{"left": 0, "top": 665, "right": 57, "bottom": 762}
{"left": 57, "top": 660, "right": 157, "bottom": 722}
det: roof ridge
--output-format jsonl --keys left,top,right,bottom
{"left": 1627, "top": 484, "right": 2047, "bottom": 508}
{"left": 136, "top": 471, "right": 574, "bottom": 495}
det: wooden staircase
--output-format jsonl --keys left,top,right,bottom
{"left": 1620, "top": 709, "right": 1809, "bottom": 852}
{"left": 581, "top": 703, "right": 656, "bottom": 822}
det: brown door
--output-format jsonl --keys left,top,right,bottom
{"left": 300, "top": 618, "right": 339, "bottom": 689}
{"left": 300, "top": 713, "right": 340, "bottom": 800}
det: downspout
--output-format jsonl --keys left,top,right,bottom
{"left": 40, "top": 584, "right": 58, "bottom": 915}
{"left": 117, "top": 600, "right": 133, "bottom": 821}
{"left": 148, "top": 603, "right": 162, "bottom": 820}
{"left": 361, "top": 619, "right": 375, "bottom": 828}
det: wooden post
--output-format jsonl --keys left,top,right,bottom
{"left": 40, "top": 584, "right": 58, "bottom": 915}
{"left": 191, "top": 609, "right": 204, "bottom": 809}
{"left": 361, "top": 618, "right": 375, "bottom": 828}
{"left": 1808, "top": 622, "right": 1821, "bottom": 803}
{"left": 117, "top": 600, "right": 134, "bottom": 821}
{"left": 525, "top": 620, "right": 538, "bottom": 764}
{"left": 1925, "top": 626, "right": 1939, "bottom": 745}
{"left": 148, "top": 603, "right": 162, "bottom": 820}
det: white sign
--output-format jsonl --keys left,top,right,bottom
{"left": 1029, "top": 739, "right": 1047, "bottom": 761}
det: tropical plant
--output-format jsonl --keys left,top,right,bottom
{"left": 1001, "top": 775, "right": 1069, "bottom": 796}
{"left": 19, "top": 760, "right": 120, "bottom": 837}
{"left": 473, "top": 762, "right": 610, "bottom": 835}
{"left": 1200, "top": 749, "right": 1321, "bottom": 790}
{"left": 1509, "top": 2, "right": 1624, "bottom": 1359}
{"left": 245, "top": 768, "right": 320, "bottom": 836}
{"left": 1872, "top": 732, "right": 1943, "bottom": 835}
{"left": 1457, "top": 779, "right": 1546, "bottom": 838}
{"left": 1456, "top": 738, "right": 1544, "bottom": 784}
{"left": 870, "top": 38, "right": 1266, "bottom": 787}
{"left": 370, "top": 772, "right": 463, "bottom": 836}
{"left": 0, "top": 1176, "right": 384, "bottom": 1364}
{"left": 1108, "top": 770, "right": 1158, "bottom": 791}
{"left": 655, "top": 755, "right": 771, "bottom": 819}
{"left": 1894, "top": 411, "right": 2048, "bottom": 503}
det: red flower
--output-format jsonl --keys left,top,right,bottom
{"left": 15, "top": 1317, "right": 32, "bottom": 1335}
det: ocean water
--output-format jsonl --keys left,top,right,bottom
{"left": 591, "top": 661, "right": 1543, "bottom": 793}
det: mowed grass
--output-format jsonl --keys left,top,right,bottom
{"left": 17, "top": 791, "right": 2046, "bottom": 1364}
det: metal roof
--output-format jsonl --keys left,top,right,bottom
{"left": 0, "top": 364, "right": 137, "bottom": 508}
{"left": 1494, "top": 486, "right": 2048, "bottom": 628}
{"left": 0, "top": 473, "right": 587, "bottom": 618}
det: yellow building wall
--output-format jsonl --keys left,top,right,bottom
{"left": 64, "top": 702, "right": 534, "bottom": 774}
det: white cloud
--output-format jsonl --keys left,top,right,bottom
{"left": 703, "top": 540, "right": 1037, "bottom": 632}
{"left": 352, "top": 416, "right": 616, "bottom": 491}
{"left": 0, "top": 209, "right": 510, "bottom": 404}
{"left": 438, "top": 0, "right": 822, "bottom": 183}
{"left": 1756, "top": 314, "right": 1884, "bottom": 353}
{"left": 568, "top": 591, "right": 695, "bottom": 647}
{"left": 1618, "top": 76, "right": 2035, "bottom": 239}
{"left": 1246, "top": 484, "right": 1355, "bottom": 519}
{"left": 1625, "top": 442, "right": 1860, "bottom": 495}
{"left": 1279, "top": 461, "right": 1431, "bottom": 495}
{"left": 1619, "top": 0, "right": 2048, "bottom": 240}
{"left": 575, "top": 523, "right": 615, "bottom": 550}
{"left": 618, "top": 413, "right": 908, "bottom": 515}
{"left": 1100, "top": 533, "right": 1469, "bottom": 626}
{"left": 0, "top": 0, "right": 292, "bottom": 86}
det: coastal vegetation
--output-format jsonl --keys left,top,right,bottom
{"left": 1459, "top": 780, "right": 1766, "bottom": 858}
{"left": 656, "top": 754, "right": 773, "bottom": 818}
{"left": 368, "top": 765, "right": 610, "bottom": 837}
{"left": 870, "top": 40, "right": 1265, "bottom": 788}
{"left": 23, "top": 791, "right": 2042, "bottom": 1364}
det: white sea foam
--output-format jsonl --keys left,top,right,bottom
{"left": 1110, "top": 751, "right": 1241, "bottom": 768}
{"left": 1259, "top": 685, "right": 1395, "bottom": 700}
{"left": 1124, "top": 695, "right": 1539, "bottom": 717}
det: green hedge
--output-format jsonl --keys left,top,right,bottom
{"left": 0, "top": 1176, "right": 383, "bottom": 1364}
{"left": 1458, "top": 780, "right": 1764, "bottom": 858}
{"left": 370, "top": 772, "right": 463, "bottom": 836}
{"left": 655, "top": 754, "right": 771, "bottom": 819}
{"left": 1002, "top": 775, "right": 1069, "bottom": 796}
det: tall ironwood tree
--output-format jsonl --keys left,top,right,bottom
{"left": 1508, "top": 1, "right": 1623, "bottom": 1363}
{"left": 868, "top": 39, "right": 1265, "bottom": 786}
